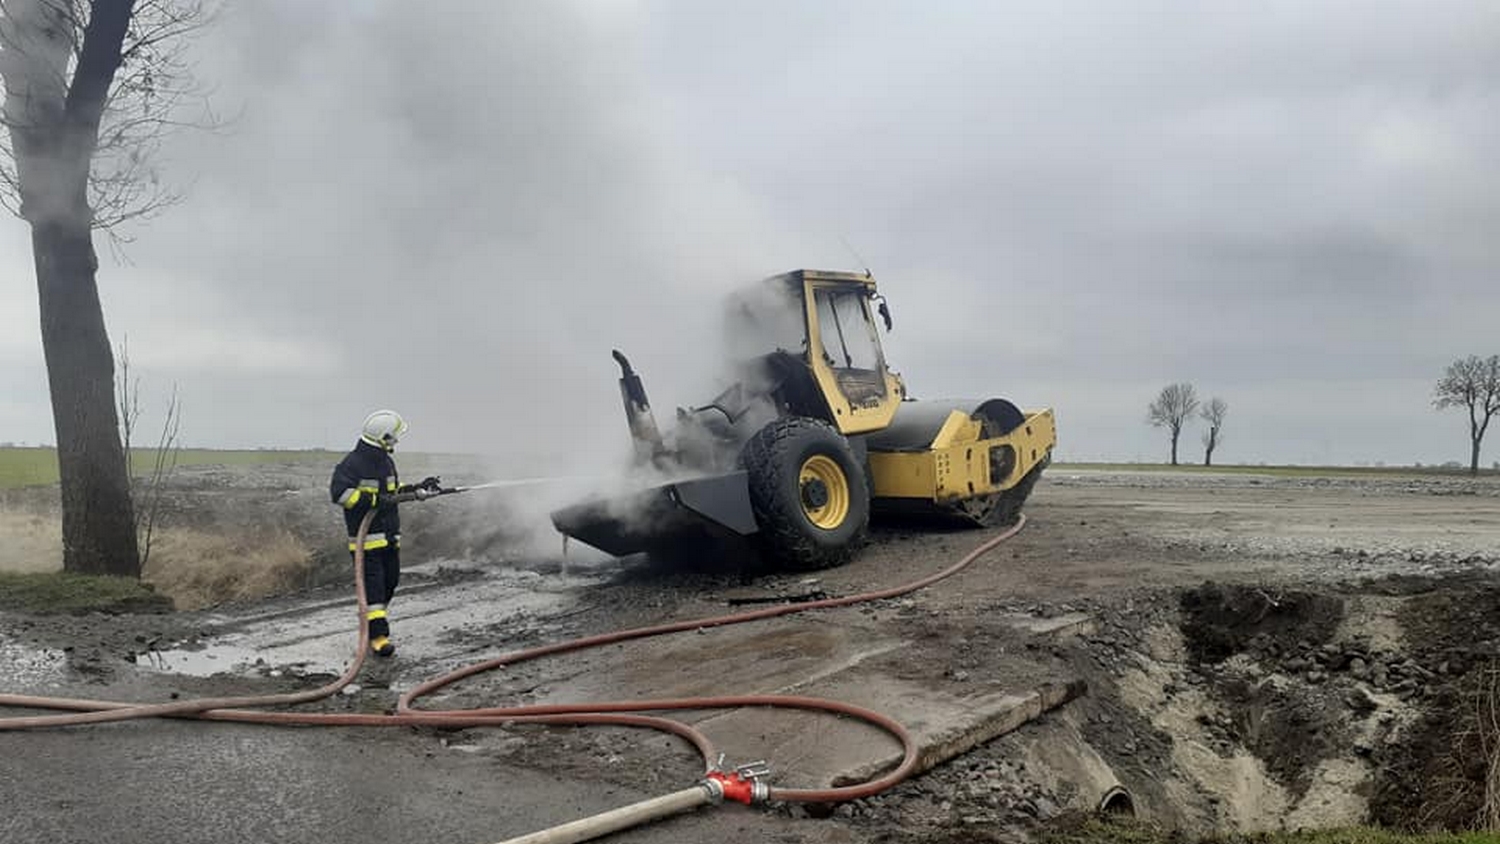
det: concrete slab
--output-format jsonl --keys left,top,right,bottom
{"left": 535, "top": 616, "right": 904, "bottom": 703}
{"left": 831, "top": 679, "right": 1086, "bottom": 788}
{"left": 531, "top": 610, "right": 1089, "bottom": 793}
{"left": 691, "top": 656, "right": 1085, "bottom": 791}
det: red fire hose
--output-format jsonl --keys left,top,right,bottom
{"left": 0, "top": 508, "right": 1030, "bottom": 823}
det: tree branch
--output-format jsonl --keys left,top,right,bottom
{"left": 62, "top": 0, "right": 136, "bottom": 145}
{"left": 2, "top": 0, "right": 218, "bottom": 230}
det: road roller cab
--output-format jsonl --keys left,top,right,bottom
{"left": 549, "top": 269, "right": 1057, "bottom": 571}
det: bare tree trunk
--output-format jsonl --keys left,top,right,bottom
{"left": 1474, "top": 438, "right": 1483, "bottom": 477}
{"left": 34, "top": 218, "right": 140, "bottom": 576}
{"left": 2, "top": 0, "right": 144, "bottom": 578}
{"left": 1170, "top": 429, "right": 1180, "bottom": 466}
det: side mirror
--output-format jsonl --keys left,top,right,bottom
{"left": 877, "top": 300, "right": 893, "bottom": 332}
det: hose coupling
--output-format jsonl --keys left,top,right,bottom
{"left": 703, "top": 758, "right": 771, "bottom": 805}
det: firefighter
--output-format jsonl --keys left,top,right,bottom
{"left": 329, "top": 409, "right": 439, "bottom": 657}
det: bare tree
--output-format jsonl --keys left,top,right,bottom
{"left": 1434, "top": 354, "right": 1500, "bottom": 476}
{"left": 114, "top": 335, "right": 181, "bottom": 568}
{"left": 136, "top": 383, "right": 180, "bottom": 568}
{"left": 115, "top": 334, "right": 140, "bottom": 475}
{"left": 1147, "top": 382, "right": 1199, "bottom": 466}
{"left": 0, "top": 1, "right": 211, "bottom": 576}
{"left": 1200, "top": 397, "right": 1227, "bottom": 467}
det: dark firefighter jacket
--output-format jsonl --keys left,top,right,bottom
{"left": 329, "top": 439, "right": 400, "bottom": 551}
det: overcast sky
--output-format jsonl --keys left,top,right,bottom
{"left": 2, "top": 0, "right": 1497, "bottom": 470}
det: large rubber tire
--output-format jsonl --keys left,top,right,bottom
{"left": 738, "top": 417, "right": 870, "bottom": 571}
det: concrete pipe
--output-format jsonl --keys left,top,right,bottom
{"left": 1098, "top": 785, "right": 1136, "bottom": 817}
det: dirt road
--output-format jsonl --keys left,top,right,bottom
{"left": 3, "top": 468, "right": 1498, "bottom": 843}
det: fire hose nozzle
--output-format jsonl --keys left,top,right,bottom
{"left": 393, "top": 486, "right": 460, "bottom": 503}
{"left": 704, "top": 763, "right": 771, "bottom": 805}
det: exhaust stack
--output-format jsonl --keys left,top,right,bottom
{"left": 612, "top": 350, "right": 667, "bottom": 468}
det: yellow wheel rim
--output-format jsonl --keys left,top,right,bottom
{"left": 799, "top": 455, "right": 850, "bottom": 530}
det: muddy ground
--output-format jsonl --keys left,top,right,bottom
{"left": 2, "top": 466, "right": 1500, "bottom": 843}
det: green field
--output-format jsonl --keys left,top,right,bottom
{"left": 0, "top": 447, "right": 335, "bottom": 490}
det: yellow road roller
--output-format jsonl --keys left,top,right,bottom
{"left": 550, "top": 269, "right": 1057, "bottom": 570}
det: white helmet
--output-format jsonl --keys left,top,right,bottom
{"left": 361, "top": 409, "right": 408, "bottom": 452}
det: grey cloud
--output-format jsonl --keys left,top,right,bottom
{"left": 1, "top": 0, "right": 1495, "bottom": 469}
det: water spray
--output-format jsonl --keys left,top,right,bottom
{"left": 450, "top": 477, "right": 596, "bottom": 493}
{"left": 395, "top": 476, "right": 601, "bottom": 501}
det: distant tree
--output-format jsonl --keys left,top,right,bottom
{"left": 1147, "top": 382, "right": 1199, "bottom": 466}
{"left": 0, "top": 1, "right": 212, "bottom": 577}
{"left": 1200, "top": 397, "right": 1228, "bottom": 467}
{"left": 1433, "top": 354, "right": 1500, "bottom": 476}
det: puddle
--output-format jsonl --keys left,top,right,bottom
{"left": 133, "top": 644, "right": 293, "bottom": 678}
{"left": 0, "top": 640, "right": 69, "bottom": 688}
{"left": 131, "top": 568, "right": 602, "bottom": 680}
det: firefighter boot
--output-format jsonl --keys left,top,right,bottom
{"left": 367, "top": 606, "right": 396, "bottom": 657}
